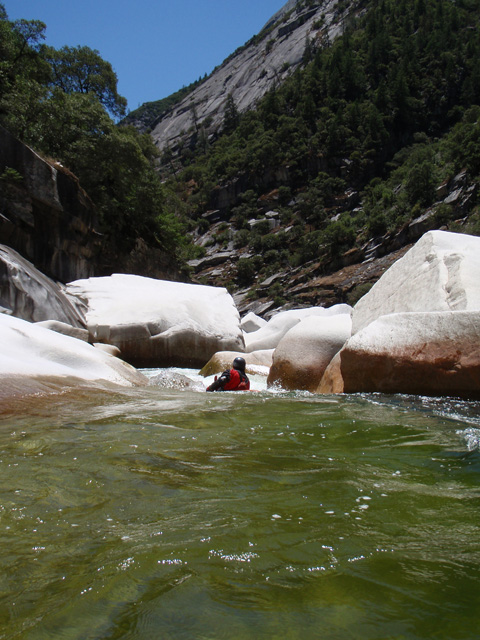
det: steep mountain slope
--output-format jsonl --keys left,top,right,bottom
{"left": 147, "top": 0, "right": 356, "bottom": 154}
{"left": 162, "top": 0, "right": 480, "bottom": 317}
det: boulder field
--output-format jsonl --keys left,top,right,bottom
{"left": 319, "top": 230, "right": 480, "bottom": 398}
{"left": 267, "top": 314, "right": 352, "bottom": 392}
{"left": 318, "top": 311, "right": 480, "bottom": 398}
{"left": 1, "top": 229, "right": 479, "bottom": 401}
{"left": 203, "top": 230, "right": 480, "bottom": 398}
{"left": 200, "top": 305, "right": 353, "bottom": 390}
{"left": 243, "top": 304, "right": 351, "bottom": 352}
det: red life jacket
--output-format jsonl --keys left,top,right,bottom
{"left": 223, "top": 368, "right": 250, "bottom": 391}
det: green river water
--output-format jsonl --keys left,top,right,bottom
{"left": 1, "top": 370, "right": 480, "bottom": 639}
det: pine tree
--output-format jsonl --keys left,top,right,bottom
{"left": 223, "top": 93, "right": 239, "bottom": 133}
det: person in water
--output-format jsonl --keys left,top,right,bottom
{"left": 206, "top": 356, "right": 250, "bottom": 392}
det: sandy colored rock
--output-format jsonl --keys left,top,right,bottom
{"left": 318, "top": 311, "right": 480, "bottom": 399}
{"left": 93, "top": 343, "right": 122, "bottom": 358}
{"left": 317, "top": 352, "right": 344, "bottom": 394}
{"left": 267, "top": 314, "right": 352, "bottom": 392}
{"left": 36, "top": 320, "right": 89, "bottom": 342}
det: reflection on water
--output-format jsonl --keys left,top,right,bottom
{"left": 0, "top": 371, "right": 479, "bottom": 639}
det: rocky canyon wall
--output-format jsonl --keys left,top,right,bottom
{"left": 0, "top": 126, "right": 102, "bottom": 283}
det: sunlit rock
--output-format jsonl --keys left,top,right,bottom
{"left": 67, "top": 274, "right": 245, "bottom": 368}
{"left": 352, "top": 230, "right": 480, "bottom": 334}
{"left": 0, "top": 314, "right": 147, "bottom": 400}
{"left": 199, "top": 349, "right": 273, "bottom": 377}
{"left": 0, "top": 244, "right": 86, "bottom": 327}
{"left": 35, "top": 320, "right": 89, "bottom": 342}
{"left": 148, "top": 0, "right": 346, "bottom": 161}
{"left": 267, "top": 314, "right": 352, "bottom": 392}
{"left": 241, "top": 311, "right": 267, "bottom": 333}
{"left": 317, "top": 352, "right": 343, "bottom": 394}
{"left": 93, "top": 343, "right": 122, "bottom": 357}
{"left": 244, "top": 304, "right": 352, "bottom": 353}
{"left": 318, "top": 310, "right": 480, "bottom": 399}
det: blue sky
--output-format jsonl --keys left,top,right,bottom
{"left": 4, "top": 0, "right": 285, "bottom": 113}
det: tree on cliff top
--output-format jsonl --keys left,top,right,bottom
{"left": 0, "top": 5, "right": 48, "bottom": 98}
{"left": 41, "top": 45, "right": 127, "bottom": 119}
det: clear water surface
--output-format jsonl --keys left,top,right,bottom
{"left": 0, "top": 369, "right": 479, "bottom": 639}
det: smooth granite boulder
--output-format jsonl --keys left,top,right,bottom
{"left": 0, "top": 314, "right": 147, "bottom": 401}
{"left": 352, "top": 230, "right": 480, "bottom": 334}
{"left": 267, "top": 314, "right": 352, "bottom": 392}
{"left": 244, "top": 304, "right": 352, "bottom": 353}
{"left": 318, "top": 310, "right": 480, "bottom": 399}
{"left": 241, "top": 311, "right": 267, "bottom": 333}
{"left": 0, "top": 244, "right": 86, "bottom": 327}
{"left": 66, "top": 274, "right": 245, "bottom": 367}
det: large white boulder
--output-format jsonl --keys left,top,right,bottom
{"left": 318, "top": 310, "right": 480, "bottom": 398}
{"left": 0, "top": 314, "right": 147, "bottom": 401}
{"left": 66, "top": 274, "right": 245, "bottom": 367}
{"left": 244, "top": 304, "right": 352, "bottom": 352}
{"left": 35, "top": 320, "right": 89, "bottom": 342}
{"left": 267, "top": 314, "right": 352, "bottom": 392}
{"left": 353, "top": 230, "right": 480, "bottom": 334}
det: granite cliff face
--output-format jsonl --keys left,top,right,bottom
{"left": 149, "top": 0, "right": 356, "bottom": 154}
{"left": 0, "top": 127, "right": 101, "bottom": 283}
{"left": 0, "top": 127, "right": 184, "bottom": 284}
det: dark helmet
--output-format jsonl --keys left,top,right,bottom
{"left": 232, "top": 356, "right": 246, "bottom": 372}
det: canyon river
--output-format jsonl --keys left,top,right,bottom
{"left": 1, "top": 369, "right": 479, "bottom": 639}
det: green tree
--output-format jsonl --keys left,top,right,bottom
{"left": 236, "top": 258, "right": 257, "bottom": 286}
{"left": 0, "top": 7, "right": 48, "bottom": 110}
{"left": 223, "top": 93, "right": 240, "bottom": 133}
{"left": 446, "top": 106, "right": 480, "bottom": 175}
{"left": 41, "top": 44, "right": 127, "bottom": 118}
{"left": 0, "top": 3, "right": 190, "bottom": 263}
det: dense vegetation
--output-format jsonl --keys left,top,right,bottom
{"left": 165, "top": 0, "right": 480, "bottom": 288}
{"left": 0, "top": 4, "right": 189, "bottom": 261}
